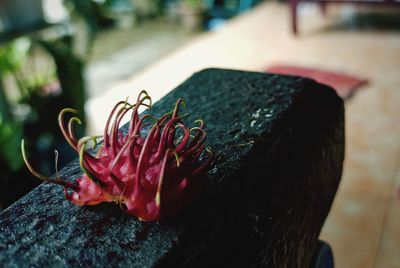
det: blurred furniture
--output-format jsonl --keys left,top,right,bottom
{"left": 207, "top": 0, "right": 255, "bottom": 17}
{"left": 0, "top": 0, "right": 67, "bottom": 35}
{"left": 290, "top": 0, "right": 400, "bottom": 34}
{"left": 206, "top": 0, "right": 258, "bottom": 29}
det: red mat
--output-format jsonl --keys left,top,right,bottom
{"left": 267, "top": 65, "right": 368, "bottom": 99}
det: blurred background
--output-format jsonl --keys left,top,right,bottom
{"left": 0, "top": 0, "right": 399, "bottom": 266}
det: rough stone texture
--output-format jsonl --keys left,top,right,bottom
{"left": 0, "top": 68, "right": 344, "bottom": 267}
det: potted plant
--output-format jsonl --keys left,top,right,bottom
{"left": 0, "top": 39, "right": 39, "bottom": 209}
{"left": 0, "top": 0, "right": 102, "bottom": 210}
{"left": 0, "top": 35, "right": 87, "bottom": 209}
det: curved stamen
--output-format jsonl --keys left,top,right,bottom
{"left": 172, "top": 99, "right": 185, "bottom": 119}
{"left": 68, "top": 116, "right": 82, "bottom": 146}
{"left": 185, "top": 127, "right": 207, "bottom": 156}
{"left": 136, "top": 90, "right": 151, "bottom": 104}
{"left": 157, "top": 111, "right": 173, "bottom": 126}
{"left": 189, "top": 125, "right": 205, "bottom": 145}
{"left": 192, "top": 148, "right": 214, "bottom": 176}
{"left": 135, "top": 123, "right": 160, "bottom": 191}
{"left": 149, "top": 111, "right": 174, "bottom": 143}
{"left": 104, "top": 100, "right": 130, "bottom": 147}
{"left": 109, "top": 135, "right": 136, "bottom": 172}
{"left": 153, "top": 118, "right": 180, "bottom": 161}
{"left": 171, "top": 150, "right": 180, "bottom": 167}
{"left": 113, "top": 105, "right": 133, "bottom": 142}
{"left": 194, "top": 119, "right": 204, "bottom": 129}
{"left": 155, "top": 149, "right": 181, "bottom": 210}
{"left": 58, "top": 108, "right": 79, "bottom": 151}
{"left": 21, "top": 139, "right": 79, "bottom": 191}
{"left": 129, "top": 92, "right": 152, "bottom": 135}
{"left": 165, "top": 114, "right": 190, "bottom": 146}
{"left": 174, "top": 124, "right": 191, "bottom": 153}
{"left": 128, "top": 114, "right": 154, "bottom": 164}
{"left": 110, "top": 103, "right": 132, "bottom": 156}
{"left": 77, "top": 136, "right": 105, "bottom": 187}
{"left": 155, "top": 149, "right": 171, "bottom": 208}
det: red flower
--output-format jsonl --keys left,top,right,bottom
{"left": 22, "top": 91, "right": 214, "bottom": 221}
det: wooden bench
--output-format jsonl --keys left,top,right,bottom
{"left": 0, "top": 69, "right": 344, "bottom": 267}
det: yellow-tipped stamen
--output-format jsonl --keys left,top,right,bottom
{"left": 78, "top": 136, "right": 104, "bottom": 186}
{"left": 21, "top": 139, "right": 49, "bottom": 181}
{"left": 21, "top": 140, "right": 78, "bottom": 190}
{"left": 171, "top": 150, "right": 181, "bottom": 167}
{"left": 172, "top": 99, "right": 186, "bottom": 118}
{"left": 68, "top": 116, "right": 82, "bottom": 144}
{"left": 194, "top": 119, "right": 204, "bottom": 128}
{"left": 58, "top": 108, "right": 79, "bottom": 149}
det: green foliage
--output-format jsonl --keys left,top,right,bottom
{"left": 37, "top": 37, "right": 86, "bottom": 123}
{"left": 0, "top": 39, "right": 30, "bottom": 171}
{"left": 0, "top": 35, "right": 85, "bottom": 174}
{"left": 0, "top": 120, "right": 23, "bottom": 171}
{"left": 0, "top": 2, "right": 93, "bottom": 208}
{"left": 0, "top": 38, "right": 30, "bottom": 75}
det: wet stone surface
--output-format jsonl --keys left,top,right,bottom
{"left": 0, "top": 68, "right": 344, "bottom": 267}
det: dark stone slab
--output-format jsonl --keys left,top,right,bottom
{"left": 0, "top": 68, "right": 344, "bottom": 267}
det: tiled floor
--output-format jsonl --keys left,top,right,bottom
{"left": 87, "top": 2, "right": 400, "bottom": 267}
